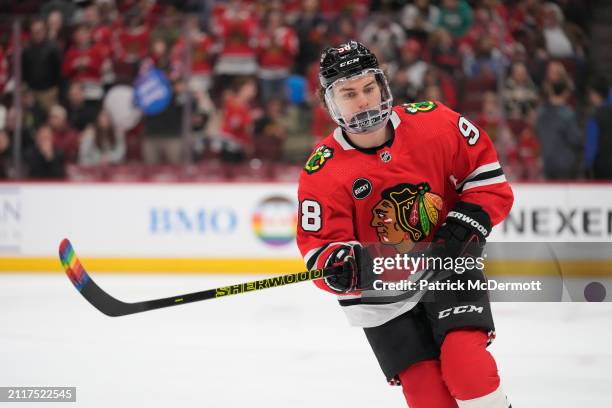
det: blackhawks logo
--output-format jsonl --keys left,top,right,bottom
{"left": 370, "top": 182, "right": 443, "bottom": 253}
{"left": 304, "top": 145, "right": 333, "bottom": 174}
{"left": 403, "top": 101, "right": 437, "bottom": 114}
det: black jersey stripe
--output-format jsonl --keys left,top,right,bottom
{"left": 457, "top": 168, "right": 504, "bottom": 193}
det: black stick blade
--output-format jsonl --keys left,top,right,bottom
{"left": 59, "top": 238, "right": 136, "bottom": 317}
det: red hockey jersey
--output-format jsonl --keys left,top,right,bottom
{"left": 296, "top": 101, "right": 513, "bottom": 327}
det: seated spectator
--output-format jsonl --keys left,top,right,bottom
{"left": 0, "top": 129, "right": 10, "bottom": 179}
{"left": 540, "top": 2, "right": 576, "bottom": 59}
{"left": 535, "top": 79, "right": 582, "bottom": 180}
{"left": 26, "top": 125, "right": 66, "bottom": 179}
{"left": 391, "top": 39, "right": 428, "bottom": 103}
{"left": 437, "top": 0, "right": 473, "bottom": 39}
{"left": 515, "top": 110, "right": 542, "bottom": 181}
{"left": 219, "top": 77, "right": 259, "bottom": 162}
{"left": 62, "top": 25, "right": 105, "bottom": 104}
{"left": 476, "top": 91, "right": 503, "bottom": 142}
{"left": 79, "top": 110, "right": 126, "bottom": 166}
{"left": 47, "top": 105, "right": 80, "bottom": 163}
{"left": 463, "top": 36, "right": 506, "bottom": 78}
{"left": 257, "top": 9, "right": 299, "bottom": 103}
{"left": 212, "top": 0, "right": 259, "bottom": 77}
{"left": 361, "top": 13, "right": 405, "bottom": 63}
{"left": 66, "top": 81, "right": 99, "bottom": 132}
{"left": 421, "top": 67, "right": 457, "bottom": 109}
{"left": 585, "top": 77, "right": 612, "bottom": 179}
{"left": 254, "top": 98, "right": 287, "bottom": 162}
{"left": 429, "top": 28, "right": 462, "bottom": 76}
{"left": 113, "top": 9, "right": 151, "bottom": 81}
{"left": 22, "top": 18, "right": 62, "bottom": 112}
{"left": 502, "top": 62, "right": 538, "bottom": 120}
{"left": 171, "top": 16, "right": 216, "bottom": 93}
{"left": 400, "top": 0, "right": 440, "bottom": 40}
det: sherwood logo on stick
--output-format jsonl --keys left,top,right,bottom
{"left": 215, "top": 270, "right": 325, "bottom": 297}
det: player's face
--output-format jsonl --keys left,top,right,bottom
{"left": 370, "top": 200, "right": 405, "bottom": 244}
{"left": 332, "top": 73, "right": 382, "bottom": 121}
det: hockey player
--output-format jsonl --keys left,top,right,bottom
{"left": 297, "top": 41, "right": 514, "bottom": 407}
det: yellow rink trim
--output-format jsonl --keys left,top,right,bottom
{"left": 0, "top": 258, "right": 611, "bottom": 277}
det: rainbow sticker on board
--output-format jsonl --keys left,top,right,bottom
{"left": 252, "top": 196, "right": 297, "bottom": 246}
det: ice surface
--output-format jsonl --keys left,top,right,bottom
{"left": 1, "top": 273, "right": 611, "bottom": 407}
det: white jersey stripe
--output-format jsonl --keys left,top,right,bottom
{"left": 462, "top": 175, "right": 507, "bottom": 192}
{"left": 456, "top": 162, "right": 501, "bottom": 188}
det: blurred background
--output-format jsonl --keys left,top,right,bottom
{"left": 0, "top": 0, "right": 609, "bottom": 182}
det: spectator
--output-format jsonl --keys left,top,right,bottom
{"left": 21, "top": 18, "right": 62, "bottom": 112}
{"left": 421, "top": 67, "right": 457, "bottom": 109}
{"left": 541, "top": 60, "right": 574, "bottom": 100}
{"left": 361, "top": 13, "right": 405, "bottom": 63}
{"left": 47, "top": 105, "right": 80, "bottom": 163}
{"left": 437, "top": 0, "right": 473, "bottom": 39}
{"left": 212, "top": 0, "right": 259, "bottom": 77}
{"left": 46, "top": 9, "right": 70, "bottom": 52}
{"left": 476, "top": 91, "right": 503, "bottom": 142}
{"left": 502, "top": 61, "right": 538, "bottom": 120}
{"left": 329, "top": 13, "right": 358, "bottom": 45}
{"left": 400, "top": 0, "right": 440, "bottom": 40}
{"left": 585, "top": 77, "right": 612, "bottom": 179}
{"left": 171, "top": 16, "right": 216, "bottom": 92}
{"left": 113, "top": 9, "right": 151, "bottom": 81}
{"left": 66, "top": 81, "right": 98, "bottom": 132}
{"left": 429, "top": 28, "right": 462, "bottom": 76}
{"left": 79, "top": 110, "right": 126, "bottom": 166}
{"left": 540, "top": 2, "right": 575, "bottom": 59}
{"left": 293, "top": 0, "right": 328, "bottom": 76}
{"left": 142, "top": 80, "right": 194, "bottom": 165}
{"left": 515, "top": 109, "right": 542, "bottom": 181}
{"left": 62, "top": 25, "right": 105, "bottom": 104}
{"left": 254, "top": 98, "right": 287, "bottom": 161}
{"left": 82, "top": 3, "right": 115, "bottom": 85}
{"left": 26, "top": 125, "right": 66, "bottom": 179}
{"left": 463, "top": 36, "right": 506, "bottom": 78}
{"left": 0, "top": 45, "right": 8, "bottom": 95}
{"left": 391, "top": 39, "right": 428, "bottom": 103}
{"left": 257, "top": 10, "right": 299, "bottom": 103}
{"left": 219, "top": 77, "right": 258, "bottom": 162}
{"left": 535, "top": 79, "right": 582, "bottom": 180}
{"left": 0, "top": 129, "right": 10, "bottom": 179}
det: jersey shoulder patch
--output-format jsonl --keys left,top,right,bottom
{"left": 304, "top": 144, "right": 334, "bottom": 175}
{"left": 401, "top": 100, "right": 438, "bottom": 115}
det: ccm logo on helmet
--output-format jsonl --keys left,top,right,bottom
{"left": 446, "top": 211, "right": 489, "bottom": 237}
{"left": 339, "top": 58, "right": 359, "bottom": 67}
{"left": 438, "top": 305, "right": 484, "bottom": 319}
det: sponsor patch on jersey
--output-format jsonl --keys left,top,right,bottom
{"left": 370, "top": 182, "right": 443, "bottom": 253}
{"left": 304, "top": 145, "right": 333, "bottom": 174}
{"left": 352, "top": 178, "right": 372, "bottom": 200}
{"left": 403, "top": 100, "right": 437, "bottom": 114}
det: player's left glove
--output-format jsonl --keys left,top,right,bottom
{"left": 431, "top": 201, "right": 491, "bottom": 260}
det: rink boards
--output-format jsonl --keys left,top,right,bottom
{"left": 0, "top": 182, "right": 611, "bottom": 275}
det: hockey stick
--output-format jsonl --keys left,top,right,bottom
{"left": 59, "top": 238, "right": 341, "bottom": 317}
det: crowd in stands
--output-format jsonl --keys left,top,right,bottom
{"left": 0, "top": 0, "right": 609, "bottom": 181}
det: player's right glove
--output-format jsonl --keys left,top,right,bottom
{"left": 323, "top": 244, "right": 373, "bottom": 293}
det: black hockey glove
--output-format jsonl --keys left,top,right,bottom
{"left": 323, "top": 244, "right": 374, "bottom": 293}
{"left": 431, "top": 201, "right": 491, "bottom": 260}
